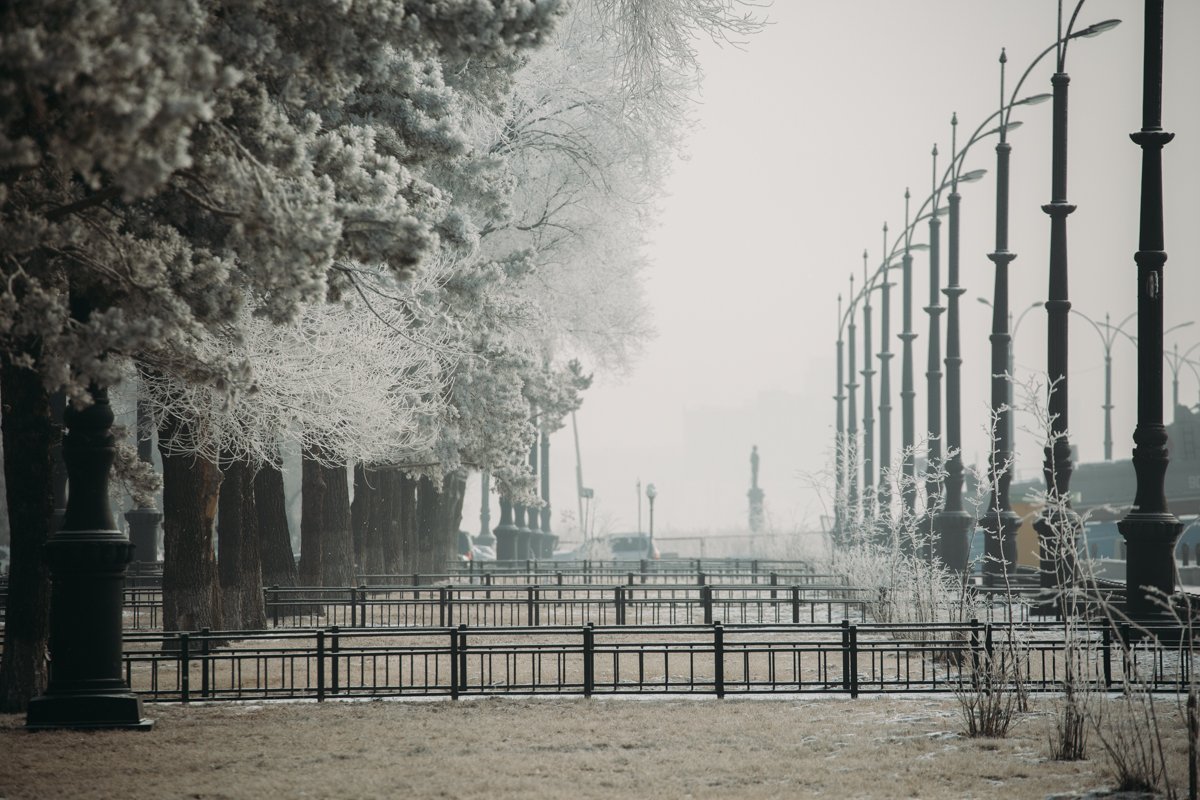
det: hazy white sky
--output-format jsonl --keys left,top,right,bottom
{"left": 466, "top": 1, "right": 1200, "bottom": 544}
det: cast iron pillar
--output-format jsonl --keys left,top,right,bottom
{"left": 1119, "top": 0, "right": 1181, "bottom": 621}
{"left": 861, "top": 251, "right": 876, "bottom": 523}
{"left": 1034, "top": 65, "right": 1081, "bottom": 599}
{"left": 877, "top": 225, "right": 894, "bottom": 526}
{"left": 27, "top": 384, "right": 152, "bottom": 730}
{"left": 924, "top": 145, "right": 945, "bottom": 555}
{"left": 899, "top": 190, "right": 919, "bottom": 520}
{"left": 936, "top": 114, "right": 973, "bottom": 573}
{"left": 981, "top": 50, "right": 1021, "bottom": 585}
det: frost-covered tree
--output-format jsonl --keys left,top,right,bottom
{"left": 0, "top": 0, "right": 562, "bottom": 709}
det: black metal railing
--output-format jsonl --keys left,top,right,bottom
{"left": 118, "top": 620, "right": 1198, "bottom": 704}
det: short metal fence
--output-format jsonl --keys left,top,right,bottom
{"left": 261, "top": 583, "right": 872, "bottom": 629}
{"left": 120, "top": 620, "right": 1197, "bottom": 703}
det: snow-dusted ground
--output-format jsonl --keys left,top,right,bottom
{"left": 1, "top": 694, "right": 1189, "bottom": 799}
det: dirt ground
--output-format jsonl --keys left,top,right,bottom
{"left": 0, "top": 694, "right": 1190, "bottom": 800}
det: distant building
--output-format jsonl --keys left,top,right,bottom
{"left": 1006, "top": 404, "right": 1200, "bottom": 566}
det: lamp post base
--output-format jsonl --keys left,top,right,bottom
{"left": 494, "top": 526, "right": 518, "bottom": 562}
{"left": 27, "top": 692, "right": 153, "bottom": 731}
{"left": 1119, "top": 512, "right": 1183, "bottom": 622}
{"left": 1034, "top": 508, "right": 1082, "bottom": 616}
{"left": 979, "top": 509, "right": 1021, "bottom": 588}
{"left": 934, "top": 510, "right": 974, "bottom": 573}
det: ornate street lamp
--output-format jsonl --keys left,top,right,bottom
{"left": 861, "top": 250, "right": 876, "bottom": 522}
{"left": 846, "top": 273, "right": 860, "bottom": 532}
{"left": 1036, "top": 5, "right": 1123, "bottom": 599}
{"left": 834, "top": 295, "right": 847, "bottom": 544}
{"left": 1119, "top": 0, "right": 1178, "bottom": 621}
{"left": 877, "top": 224, "right": 894, "bottom": 524}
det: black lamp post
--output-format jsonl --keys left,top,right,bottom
{"left": 861, "top": 250, "right": 876, "bottom": 522}
{"left": 1119, "top": 0, "right": 1179, "bottom": 622}
{"left": 646, "top": 482, "right": 657, "bottom": 556}
{"left": 924, "top": 144, "right": 945, "bottom": 555}
{"left": 1036, "top": 5, "right": 1123, "bottom": 599}
{"left": 877, "top": 225, "right": 894, "bottom": 524}
{"left": 478, "top": 469, "right": 494, "bottom": 547}
{"left": 834, "top": 294, "right": 847, "bottom": 544}
{"left": 846, "top": 273, "right": 860, "bottom": 532}
{"left": 26, "top": 382, "right": 152, "bottom": 730}
{"left": 494, "top": 494, "right": 518, "bottom": 561}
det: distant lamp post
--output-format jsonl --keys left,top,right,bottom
{"left": 1165, "top": 341, "right": 1200, "bottom": 420}
{"left": 846, "top": 273, "right": 861, "bottom": 531}
{"left": 645, "top": 483, "right": 658, "bottom": 557}
{"left": 1071, "top": 311, "right": 1136, "bottom": 461}
{"left": 834, "top": 294, "right": 847, "bottom": 544}
{"left": 1119, "top": 0, "right": 1179, "bottom": 622}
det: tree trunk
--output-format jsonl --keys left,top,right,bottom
{"left": 353, "top": 463, "right": 388, "bottom": 577}
{"left": 159, "top": 416, "right": 222, "bottom": 633}
{"left": 298, "top": 444, "right": 325, "bottom": 586}
{"left": 380, "top": 468, "right": 403, "bottom": 575}
{"left": 415, "top": 475, "right": 459, "bottom": 575}
{"left": 320, "top": 461, "right": 355, "bottom": 586}
{"left": 442, "top": 471, "right": 468, "bottom": 547}
{"left": 396, "top": 472, "right": 418, "bottom": 578}
{"left": 217, "top": 457, "right": 266, "bottom": 630}
{"left": 255, "top": 461, "right": 297, "bottom": 588}
{"left": 0, "top": 361, "right": 53, "bottom": 711}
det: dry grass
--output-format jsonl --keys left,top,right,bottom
{"left": 0, "top": 694, "right": 1189, "bottom": 799}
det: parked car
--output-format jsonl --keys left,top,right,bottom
{"left": 608, "top": 533, "right": 659, "bottom": 560}
{"left": 471, "top": 543, "right": 496, "bottom": 562}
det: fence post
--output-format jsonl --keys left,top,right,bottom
{"left": 698, "top": 570, "right": 706, "bottom": 587}
{"left": 627, "top": 571, "right": 635, "bottom": 587}
{"left": 528, "top": 585, "right": 540, "bottom": 626}
{"left": 556, "top": 571, "right": 564, "bottom": 601}
{"left": 770, "top": 572, "right": 778, "bottom": 600}
{"left": 330, "top": 626, "right": 340, "bottom": 694}
{"left": 1102, "top": 625, "right": 1113, "bottom": 688}
{"left": 268, "top": 585, "right": 279, "bottom": 627}
{"left": 316, "top": 629, "right": 326, "bottom": 702}
{"left": 713, "top": 622, "right": 725, "bottom": 699}
{"left": 200, "top": 627, "right": 210, "bottom": 699}
{"left": 179, "top": 632, "right": 190, "bottom": 703}
{"left": 485, "top": 572, "right": 493, "bottom": 599}
{"left": 439, "top": 587, "right": 448, "bottom": 628}
{"left": 791, "top": 586, "right": 801, "bottom": 624}
{"left": 350, "top": 586, "right": 359, "bottom": 628}
{"left": 701, "top": 584, "right": 713, "bottom": 626}
{"left": 840, "top": 620, "right": 853, "bottom": 697}
{"left": 450, "top": 626, "right": 460, "bottom": 700}
{"left": 583, "top": 623, "right": 595, "bottom": 697}
{"left": 640, "top": 559, "right": 647, "bottom": 582}
{"left": 969, "top": 619, "right": 981, "bottom": 679}
{"left": 457, "top": 624, "right": 468, "bottom": 696}
{"left": 615, "top": 586, "right": 626, "bottom": 625}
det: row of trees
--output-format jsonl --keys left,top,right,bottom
{"left": 0, "top": 1, "right": 764, "bottom": 709}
